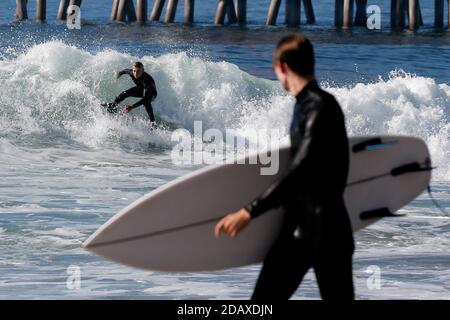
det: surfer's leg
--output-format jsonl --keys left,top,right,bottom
{"left": 314, "top": 251, "right": 354, "bottom": 300}
{"left": 144, "top": 103, "right": 155, "bottom": 122}
{"left": 143, "top": 92, "right": 156, "bottom": 122}
{"left": 114, "top": 87, "right": 141, "bottom": 104}
{"left": 251, "top": 237, "right": 312, "bottom": 300}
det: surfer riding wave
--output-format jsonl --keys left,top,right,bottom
{"left": 103, "top": 61, "right": 158, "bottom": 123}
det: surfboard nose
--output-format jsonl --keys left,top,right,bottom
{"left": 82, "top": 233, "right": 99, "bottom": 249}
{"left": 82, "top": 237, "right": 92, "bottom": 249}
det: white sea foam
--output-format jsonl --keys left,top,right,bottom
{"left": 1, "top": 42, "right": 448, "bottom": 180}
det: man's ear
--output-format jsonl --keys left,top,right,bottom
{"left": 280, "top": 62, "right": 288, "bottom": 74}
{"left": 274, "top": 61, "right": 284, "bottom": 74}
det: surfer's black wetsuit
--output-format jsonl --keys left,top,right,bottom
{"left": 245, "top": 80, "right": 355, "bottom": 300}
{"left": 114, "top": 69, "right": 158, "bottom": 122}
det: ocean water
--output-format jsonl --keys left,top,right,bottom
{"left": 0, "top": 0, "right": 449, "bottom": 299}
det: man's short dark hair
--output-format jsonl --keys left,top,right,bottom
{"left": 133, "top": 61, "right": 144, "bottom": 69}
{"left": 274, "top": 34, "right": 315, "bottom": 77}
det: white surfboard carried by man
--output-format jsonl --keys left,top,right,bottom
{"left": 84, "top": 135, "right": 431, "bottom": 272}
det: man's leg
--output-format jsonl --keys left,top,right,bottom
{"left": 144, "top": 102, "right": 155, "bottom": 122}
{"left": 104, "top": 87, "right": 142, "bottom": 114}
{"left": 314, "top": 250, "right": 355, "bottom": 300}
{"left": 251, "top": 237, "right": 312, "bottom": 300}
{"left": 114, "top": 87, "right": 142, "bottom": 105}
{"left": 143, "top": 92, "right": 156, "bottom": 122}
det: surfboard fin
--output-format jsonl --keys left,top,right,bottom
{"left": 352, "top": 137, "right": 398, "bottom": 153}
{"left": 352, "top": 138, "right": 383, "bottom": 153}
{"left": 390, "top": 162, "right": 434, "bottom": 176}
{"left": 360, "top": 207, "right": 404, "bottom": 220}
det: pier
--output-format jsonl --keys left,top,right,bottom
{"left": 14, "top": 0, "right": 450, "bottom": 31}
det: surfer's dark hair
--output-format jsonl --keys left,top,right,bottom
{"left": 274, "top": 34, "right": 315, "bottom": 77}
{"left": 133, "top": 61, "right": 144, "bottom": 69}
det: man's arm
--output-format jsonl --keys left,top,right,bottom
{"left": 245, "top": 107, "right": 323, "bottom": 218}
{"left": 116, "top": 69, "right": 132, "bottom": 79}
{"left": 214, "top": 106, "right": 325, "bottom": 238}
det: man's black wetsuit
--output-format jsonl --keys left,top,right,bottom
{"left": 245, "top": 80, "right": 355, "bottom": 300}
{"left": 114, "top": 69, "right": 158, "bottom": 122}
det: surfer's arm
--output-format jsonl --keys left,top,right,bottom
{"left": 245, "top": 109, "right": 322, "bottom": 218}
{"left": 215, "top": 111, "right": 322, "bottom": 237}
{"left": 214, "top": 208, "right": 251, "bottom": 238}
{"left": 116, "top": 69, "right": 132, "bottom": 79}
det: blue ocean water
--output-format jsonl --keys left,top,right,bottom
{"left": 0, "top": 1, "right": 449, "bottom": 299}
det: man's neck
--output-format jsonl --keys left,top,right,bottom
{"left": 288, "top": 74, "right": 315, "bottom": 97}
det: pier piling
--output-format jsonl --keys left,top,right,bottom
{"left": 267, "top": 0, "right": 312, "bottom": 26}
{"left": 16, "top": 0, "right": 28, "bottom": 21}
{"left": 111, "top": 0, "right": 119, "bottom": 20}
{"left": 343, "top": 0, "right": 354, "bottom": 28}
{"left": 303, "top": 0, "right": 315, "bottom": 24}
{"left": 335, "top": 0, "right": 343, "bottom": 27}
{"left": 126, "top": 0, "right": 137, "bottom": 22}
{"left": 116, "top": 0, "right": 136, "bottom": 22}
{"left": 227, "top": 0, "right": 238, "bottom": 24}
{"left": 286, "top": 0, "right": 301, "bottom": 27}
{"left": 36, "top": 0, "right": 46, "bottom": 22}
{"left": 408, "top": 0, "right": 419, "bottom": 30}
{"left": 214, "top": 0, "right": 227, "bottom": 25}
{"left": 435, "top": 0, "right": 444, "bottom": 28}
{"left": 354, "top": 0, "right": 367, "bottom": 26}
{"left": 418, "top": 1, "right": 424, "bottom": 25}
{"left": 236, "top": 0, "right": 247, "bottom": 24}
{"left": 165, "top": 0, "right": 178, "bottom": 23}
{"left": 150, "top": 0, "right": 166, "bottom": 21}
{"left": 215, "top": 0, "right": 241, "bottom": 25}
{"left": 266, "top": 0, "right": 282, "bottom": 25}
{"left": 391, "top": 0, "right": 406, "bottom": 29}
{"left": 57, "top": 0, "right": 69, "bottom": 20}
{"left": 184, "top": 0, "right": 195, "bottom": 23}
{"left": 116, "top": 0, "right": 126, "bottom": 21}
{"left": 137, "top": 0, "right": 148, "bottom": 23}
{"left": 405, "top": 0, "right": 422, "bottom": 28}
